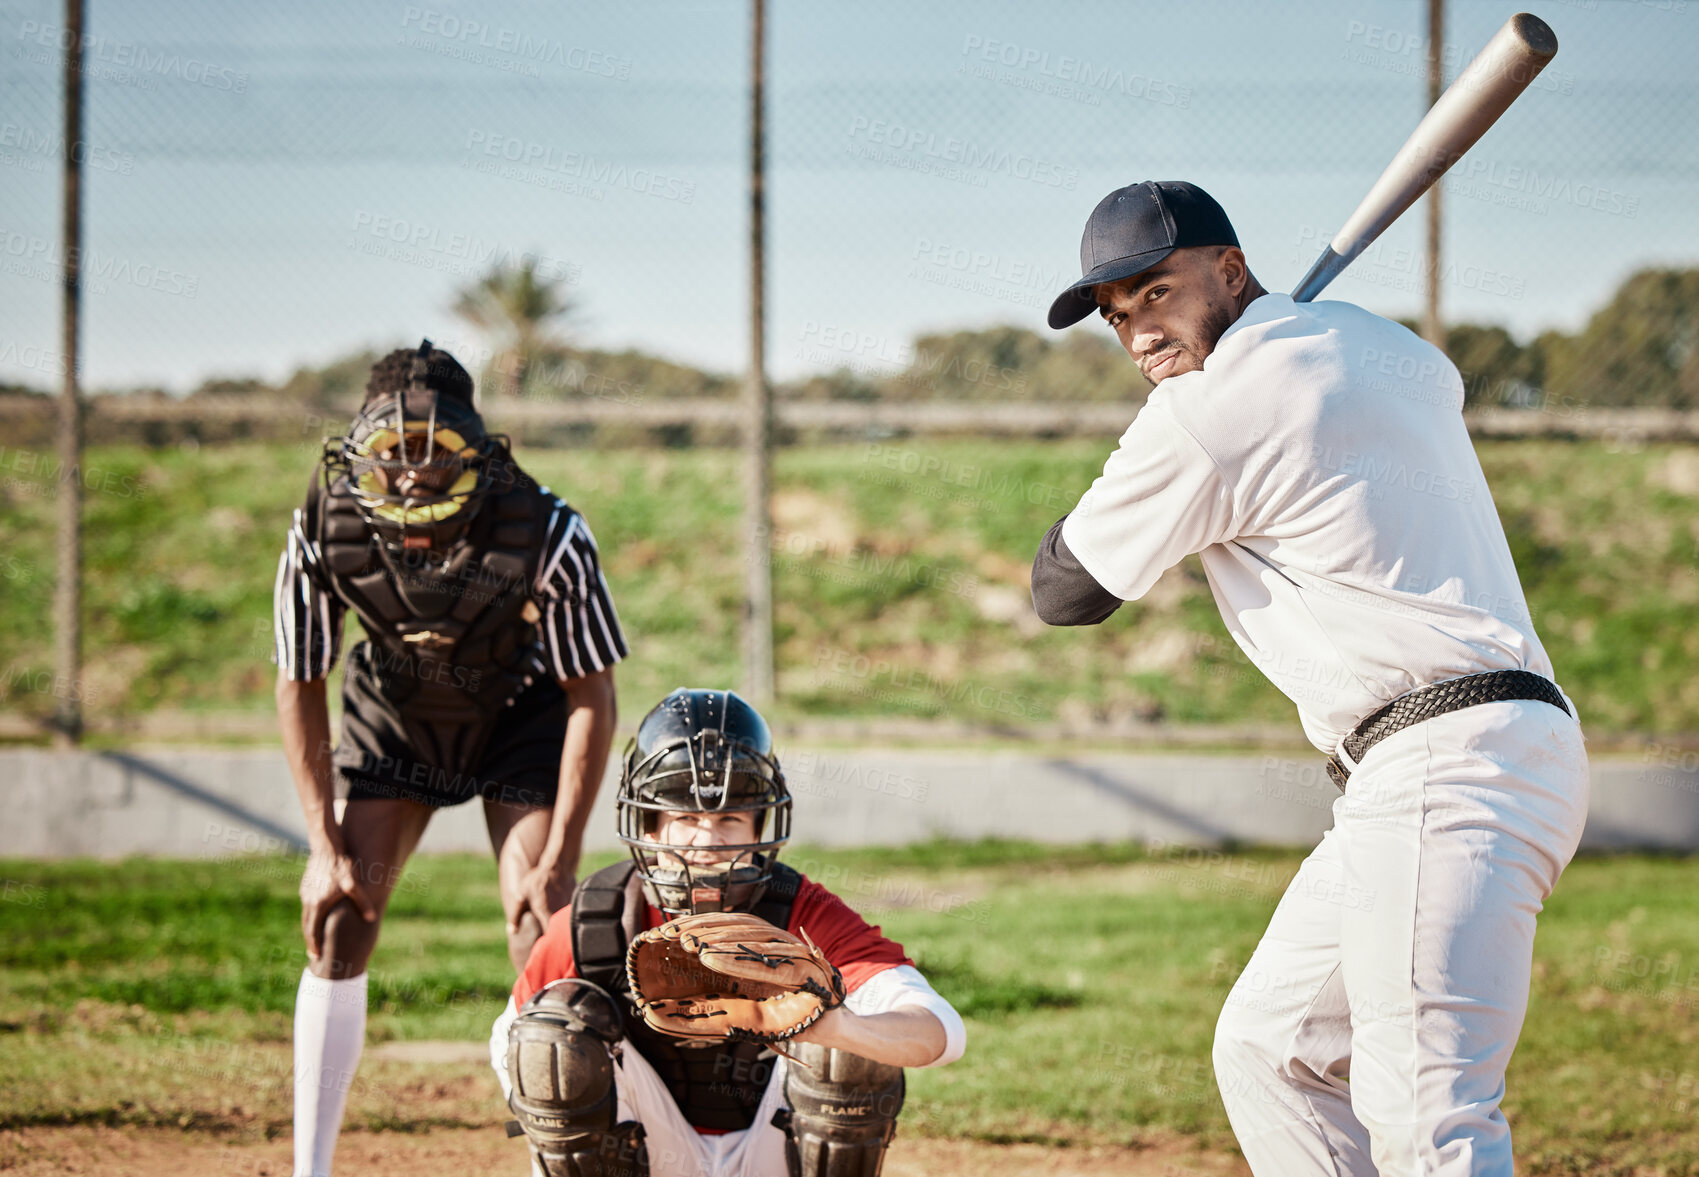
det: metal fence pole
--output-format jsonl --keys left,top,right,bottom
{"left": 1422, "top": 0, "right": 1445, "bottom": 350}
{"left": 53, "top": 0, "right": 85, "bottom": 748}
{"left": 742, "top": 0, "right": 774, "bottom": 704}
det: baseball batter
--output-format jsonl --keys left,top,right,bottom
{"left": 1031, "top": 181, "right": 1589, "bottom": 1176}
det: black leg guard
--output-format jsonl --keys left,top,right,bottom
{"left": 506, "top": 980, "right": 649, "bottom": 1177}
{"left": 773, "top": 1042, "right": 905, "bottom": 1177}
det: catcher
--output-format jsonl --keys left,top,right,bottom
{"left": 487, "top": 688, "right": 965, "bottom": 1177}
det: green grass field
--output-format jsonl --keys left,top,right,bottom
{"left": 2, "top": 844, "right": 1697, "bottom": 1174}
{"left": 2, "top": 438, "right": 1697, "bottom": 739}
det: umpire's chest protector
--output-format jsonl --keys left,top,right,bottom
{"left": 311, "top": 464, "right": 555, "bottom": 767}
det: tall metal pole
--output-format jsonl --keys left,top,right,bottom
{"left": 1422, "top": 0, "right": 1445, "bottom": 350}
{"left": 742, "top": 0, "right": 774, "bottom": 704}
{"left": 54, "top": 0, "right": 85, "bottom": 748}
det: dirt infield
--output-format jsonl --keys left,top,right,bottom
{"left": 0, "top": 1126, "right": 1249, "bottom": 1177}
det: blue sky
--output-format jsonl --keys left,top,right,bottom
{"left": 1, "top": 0, "right": 1694, "bottom": 393}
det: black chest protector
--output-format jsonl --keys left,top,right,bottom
{"left": 309, "top": 456, "right": 556, "bottom": 774}
{"left": 571, "top": 860, "right": 804, "bottom": 1132}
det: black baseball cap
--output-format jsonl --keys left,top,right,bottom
{"left": 1047, "top": 181, "right": 1239, "bottom": 329}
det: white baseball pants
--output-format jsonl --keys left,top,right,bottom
{"left": 490, "top": 1001, "right": 792, "bottom": 1177}
{"left": 1213, "top": 698, "right": 1589, "bottom": 1176}
{"left": 603, "top": 1046, "right": 792, "bottom": 1177}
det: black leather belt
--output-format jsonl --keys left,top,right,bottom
{"left": 1326, "top": 669, "right": 1571, "bottom": 790}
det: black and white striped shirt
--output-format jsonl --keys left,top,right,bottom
{"left": 272, "top": 494, "right": 628, "bottom": 683}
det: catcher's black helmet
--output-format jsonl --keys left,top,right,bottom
{"left": 322, "top": 339, "right": 506, "bottom": 559}
{"left": 617, "top": 688, "right": 791, "bottom": 916}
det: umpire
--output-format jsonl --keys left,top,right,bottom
{"left": 1031, "top": 182, "right": 1589, "bottom": 1176}
{"left": 272, "top": 341, "right": 626, "bottom": 1177}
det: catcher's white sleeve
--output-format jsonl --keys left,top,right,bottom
{"left": 489, "top": 995, "right": 518, "bottom": 1102}
{"left": 845, "top": 964, "right": 966, "bottom": 1068}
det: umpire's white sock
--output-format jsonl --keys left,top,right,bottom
{"left": 292, "top": 969, "right": 368, "bottom": 1177}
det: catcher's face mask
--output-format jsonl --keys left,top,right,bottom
{"left": 617, "top": 690, "right": 792, "bottom": 917}
{"left": 324, "top": 339, "right": 502, "bottom": 558}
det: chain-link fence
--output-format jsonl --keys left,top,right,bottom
{"left": 3, "top": 0, "right": 1698, "bottom": 738}
{"left": 2, "top": 0, "right": 1696, "bottom": 413}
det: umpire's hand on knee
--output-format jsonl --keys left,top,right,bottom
{"left": 505, "top": 860, "right": 573, "bottom": 937}
{"left": 300, "top": 850, "right": 378, "bottom": 963}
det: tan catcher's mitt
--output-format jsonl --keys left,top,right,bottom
{"left": 625, "top": 911, "right": 847, "bottom": 1044}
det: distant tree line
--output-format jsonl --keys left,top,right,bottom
{"left": 4, "top": 266, "right": 1695, "bottom": 436}
{"left": 1434, "top": 268, "right": 1699, "bottom": 412}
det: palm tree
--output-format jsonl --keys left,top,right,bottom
{"left": 452, "top": 256, "right": 574, "bottom": 400}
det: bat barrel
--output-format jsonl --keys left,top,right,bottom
{"left": 1509, "top": 12, "right": 1558, "bottom": 60}
{"left": 1333, "top": 13, "right": 1558, "bottom": 256}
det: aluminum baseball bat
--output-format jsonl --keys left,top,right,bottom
{"left": 1291, "top": 12, "right": 1558, "bottom": 303}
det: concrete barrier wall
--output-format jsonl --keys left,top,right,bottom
{"left": 2, "top": 745, "right": 1695, "bottom": 859}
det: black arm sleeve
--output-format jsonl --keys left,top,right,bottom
{"left": 1030, "top": 515, "right": 1123, "bottom": 626}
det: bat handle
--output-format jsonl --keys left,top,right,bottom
{"left": 1291, "top": 248, "right": 1350, "bottom": 304}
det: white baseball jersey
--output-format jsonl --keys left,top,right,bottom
{"left": 1061, "top": 292, "right": 1553, "bottom": 754}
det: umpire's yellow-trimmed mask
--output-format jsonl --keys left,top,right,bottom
{"left": 326, "top": 339, "right": 502, "bottom": 556}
